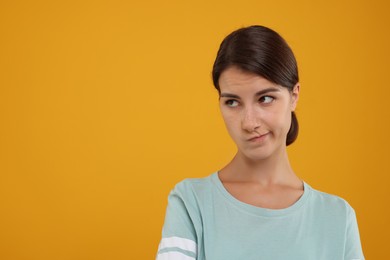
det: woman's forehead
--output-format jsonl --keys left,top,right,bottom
{"left": 220, "top": 68, "right": 277, "bottom": 88}
{"left": 219, "top": 67, "right": 283, "bottom": 95}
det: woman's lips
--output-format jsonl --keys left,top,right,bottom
{"left": 248, "top": 133, "right": 269, "bottom": 142}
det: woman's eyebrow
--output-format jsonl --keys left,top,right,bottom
{"left": 220, "top": 87, "right": 280, "bottom": 99}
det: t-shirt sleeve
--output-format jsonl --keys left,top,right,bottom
{"left": 344, "top": 207, "right": 365, "bottom": 260}
{"left": 156, "top": 181, "right": 201, "bottom": 260}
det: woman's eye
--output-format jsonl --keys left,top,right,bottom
{"left": 260, "top": 96, "right": 274, "bottom": 104}
{"left": 225, "top": 100, "right": 239, "bottom": 107}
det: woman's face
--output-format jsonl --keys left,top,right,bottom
{"left": 218, "top": 67, "right": 299, "bottom": 161}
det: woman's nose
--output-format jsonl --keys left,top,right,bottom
{"left": 241, "top": 107, "right": 260, "bottom": 132}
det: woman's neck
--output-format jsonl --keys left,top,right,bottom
{"left": 220, "top": 148, "right": 299, "bottom": 187}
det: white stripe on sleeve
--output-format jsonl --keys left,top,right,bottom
{"left": 157, "top": 251, "right": 196, "bottom": 260}
{"left": 158, "top": 236, "right": 197, "bottom": 254}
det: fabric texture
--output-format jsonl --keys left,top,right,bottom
{"left": 156, "top": 172, "right": 365, "bottom": 260}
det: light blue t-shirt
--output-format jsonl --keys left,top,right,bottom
{"left": 157, "top": 172, "right": 365, "bottom": 260}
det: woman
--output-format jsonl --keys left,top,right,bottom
{"left": 156, "top": 25, "right": 365, "bottom": 260}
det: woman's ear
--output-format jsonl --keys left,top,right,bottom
{"left": 291, "top": 83, "right": 300, "bottom": 111}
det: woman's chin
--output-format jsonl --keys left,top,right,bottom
{"left": 237, "top": 142, "right": 286, "bottom": 162}
{"left": 238, "top": 149, "right": 274, "bottom": 162}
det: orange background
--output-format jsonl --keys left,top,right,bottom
{"left": 0, "top": 0, "right": 389, "bottom": 259}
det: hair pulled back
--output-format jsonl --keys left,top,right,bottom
{"left": 212, "top": 25, "right": 299, "bottom": 146}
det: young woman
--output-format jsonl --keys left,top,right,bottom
{"left": 156, "top": 25, "right": 365, "bottom": 260}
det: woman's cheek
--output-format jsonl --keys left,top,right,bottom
{"left": 222, "top": 113, "right": 241, "bottom": 138}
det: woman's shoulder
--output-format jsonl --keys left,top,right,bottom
{"left": 306, "top": 182, "right": 356, "bottom": 213}
{"left": 171, "top": 172, "right": 216, "bottom": 196}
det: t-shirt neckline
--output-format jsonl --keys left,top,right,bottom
{"left": 211, "top": 171, "right": 311, "bottom": 217}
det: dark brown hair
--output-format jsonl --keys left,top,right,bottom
{"left": 212, "top": 25, "right": 299, "bottom": 146}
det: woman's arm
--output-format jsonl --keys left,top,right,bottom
{"left": 156, "top": 182, "right": 200, "bottom": 260}
{"left": 344, "top": 207, "right": 365, "bottom": 260}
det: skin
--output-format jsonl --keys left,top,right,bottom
{"left": 218, "top": 66, "right": 303, "bottom": 209}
